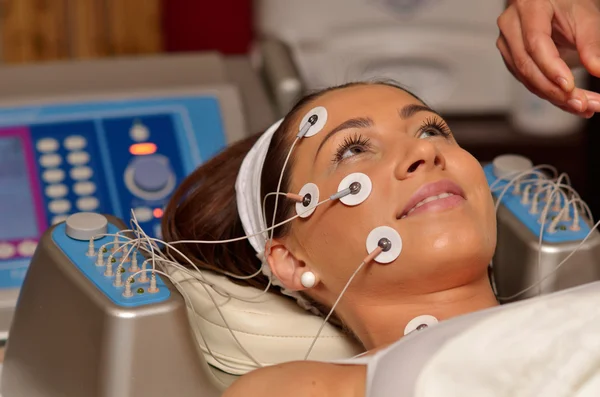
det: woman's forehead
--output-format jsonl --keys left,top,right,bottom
{"left": 293, "top": 84, "right": 424, "bottom": 130}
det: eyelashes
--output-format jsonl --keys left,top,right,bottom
{"left": 419, "top": 116, "right": 451, "bottom": 138}
{"left": 331, "top": 116, "right": 452, "bottom": 165}
{"left": 332, "top": 133, "right": 372, "bottom": 164}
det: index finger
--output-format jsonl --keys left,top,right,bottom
{"left": 516, "top": 0, "right": 575, "bottom": 92}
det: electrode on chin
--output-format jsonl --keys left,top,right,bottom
{"left": 366, "top": 226, "right": 402, "bottom": 264}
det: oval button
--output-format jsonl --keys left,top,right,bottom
{"left": 0, "top": 243, "right": 16, "bottom": 260}
{"left": 70, "top": 166, "right": 93, "bottom": 181}
{"left": 17, "top": 240, "right": 37, "bottom": 257}
{"left": 42, "top": 169, "right": 65, "bottom": 184}
{"left": 39, "top": 154, "right": 62, "bottom": 168}
{"left": 133, "top": 207, "right": 153, "bottom": 223}
{"left": 73, "top": 181, "right": 96, "bottom": 196}
{"left": 45, "top": 184, "right": 68, "bottom": 199}
{"left": 48, "top": 199, "right": 71, "bottom": 214}
{"left": 36, "top": 138, "right": 59, "bottom": 153}
{"left": 64, "top": 135, "right": 87, "bottom": 151}
{"left": 67, "top": 151, "right": 90, "bottom": 166}
{"left": 76, "top": 197, "right": 99, "bottom": 211}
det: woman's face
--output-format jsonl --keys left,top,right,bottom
{"left": 282, "top": 84, "right": 496, "bottom": 299}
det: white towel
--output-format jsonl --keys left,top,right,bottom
{"left": 416, "top": 287, "right": 600, "bottom": 397}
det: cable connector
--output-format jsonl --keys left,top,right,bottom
{"left": 148, "top": 273, "right": 159, "bottom": 294}
{"left": 139, "top": 261, "right": 149, "bottom": 283}
{"left": 129, "top": 253, "right": 139, "bottom": 272}
{"left": 96, "top": 250, "right": 105, "bottom": 267}
{"left": 521, "top": 184, "right": 532, "bottom": 205}
{"left": 552, "top": 194, "right": 562, "bottom": 212}
{"left": 571, "top": 203, "right": 581, "bottom": 231}
{"left": 513, "top": 177, "right": 522, "bottom": 195}
{"left": 123, "top": 277, "right": 134, "bottom": 297}
{"left": 86, "top": 238, "right": 95, "bottom": 257}
{"left": 104, "top": 258, "right": 114, "bottom": 277}
{"left": 111, "top": 235, "right": 120, "bottom": 253}
{"left": 114, "top": 267, "right": 123, "bottom": 287}
{"left": 529, "top": 193, "right": 540, "bottom": 214}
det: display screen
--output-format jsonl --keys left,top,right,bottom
{"left": 0, "top": 137, "right": 38, "bottom": 240}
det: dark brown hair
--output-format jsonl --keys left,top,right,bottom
{"left": 162, "top": 80, "right": 424, "bottom": 322}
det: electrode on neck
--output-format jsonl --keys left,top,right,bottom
{"left": 404, "top": 315, "right": 438, "bottom": 335}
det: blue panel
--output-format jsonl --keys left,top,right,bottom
{"left": 101, "top": 114, "right": 185, "bottom": 217}
{"left": 0, "top": 94, "right": 229, "bottom": 292}
{"left": 0, "top": 95, "right": 228, "bottom": 171}
{"left": 29, "top": 121, "right": 113, "bottom": 227}
{"left": 484, "top": 164, "right": 591, "bottom": 243}
{"left": 51, "top": 223, "right": 170, "bottom": 307}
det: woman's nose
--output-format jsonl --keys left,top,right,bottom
{"left": 394, "top": 140, "right": 445, "bottom": 180}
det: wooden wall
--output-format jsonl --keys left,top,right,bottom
{"left": 0, "top": 0, "right": 163, "bottom": 63}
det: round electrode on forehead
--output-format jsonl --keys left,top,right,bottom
{"left": 337, "top": 173, "right": 372, "bottom": 206}
{"left": 366, "top": 226, "right": 402, "bottom": 264}
{"left": 299, "top": 106, "right": 328, "bottom": 137}
{"left": 404, "top": 315, "right": 438, "bottom": 336}
{"left": 296, "top": 183, "right": 320, "bottom": 218}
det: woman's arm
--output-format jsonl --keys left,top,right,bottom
{"left": 223, "top": 361, "right": 366, "bottom": 397}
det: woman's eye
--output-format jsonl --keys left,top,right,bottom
{"left": 418, "top": 129, "right": 441, "bottom": 139}
{"left": 341, "top": 145, "right": 365, "bottom": 159}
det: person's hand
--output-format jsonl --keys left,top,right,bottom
{"left": 497, "top": 0, "right": 600, "bottom": 118}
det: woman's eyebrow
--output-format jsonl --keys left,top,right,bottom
{"left": 399, "top": 104, "right": 441, "bottom": 119}
{"left": 315, "top": 117, "right": 373, "bottom": 158}
{"left": 313, "top": 104, "right": 441, "bottom": 159}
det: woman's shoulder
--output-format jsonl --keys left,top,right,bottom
{"left": 223, "top": 360, "right": 367, "bottom": 397}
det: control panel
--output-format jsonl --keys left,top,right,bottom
{"left": 485, "top": 155, "right": 591, "bottom": 243}
{"left": 0, "top": 91, "right": 242, "bottom": 294}
{"left": 53, "top": 213, "right": 170, "bottom": 307}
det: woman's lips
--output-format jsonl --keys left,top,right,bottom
{"left": 400, "top": 193, "right": 465, "bottom": 219}
{"left": 398, "top": 179, "right": 466, "bottom": 219}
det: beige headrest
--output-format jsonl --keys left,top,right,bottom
{"left": 169, "top": 267, "right": 364, "bottom": 375}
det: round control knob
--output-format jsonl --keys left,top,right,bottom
{"left": 492, "top": 154, "right": 534, "bottom": 179}
{"left": 65, "top": 213, "right": 108, "bottom": 241}
{"left": 131, "top": 156, "right": 171, "bottom": 192}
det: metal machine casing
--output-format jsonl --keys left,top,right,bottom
{"left": 0, "top": 53, "right": 276, "bottom": 339}
{"left": 493, "top": 205, "right": 600, "bottom": 302}
{"left": 1, "top": 214, "right": 221, "bottom": 397}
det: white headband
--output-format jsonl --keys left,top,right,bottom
{"left": 235, "top": 119, "right": 320, "bottom": 315}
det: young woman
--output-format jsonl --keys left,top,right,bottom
{"left": 163, "top": 81, "right": 499, "bottom": 396}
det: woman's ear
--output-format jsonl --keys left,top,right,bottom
{"left": 265, "top": 240, "right": 316, "bottom": 291}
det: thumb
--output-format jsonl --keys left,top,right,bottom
{"left": 575, "top": 11, "right": 600, "bottom": 77}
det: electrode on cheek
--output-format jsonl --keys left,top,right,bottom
{"left": 366, "top": 226, "right": 402, "bottom": 264}
{"left": 336, "top": 173, "right": 372, "bottom": 206}
{"left": 298, "top": 106, "right": 328, "bottom": 138}
{"left": 295, "top": 183, "right": 320, "bottom": 218}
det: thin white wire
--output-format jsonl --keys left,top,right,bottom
{"left": 266, "top": 137, "right": 300, "bottom": 260}
{"left": 499, "top": 218, "right": 600, "bottom": 301}
{"left": 496, "top": 174, "right": 595, "bottom": 300}
{"left": 304, "top": 259, "right": 368, "bottom": 360}
{"left": 126, "top": 266, "right": 263, "bottom": 370}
